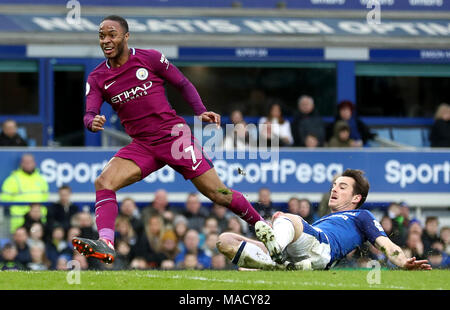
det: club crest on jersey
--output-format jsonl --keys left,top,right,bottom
{"left": 136, "top": 68, "right": 148, "bottom": 80}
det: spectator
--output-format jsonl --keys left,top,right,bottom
{"left": 386, "top": 202, "right": 408, "bottom": 245}
{"left": 0, "top": 119, "right": 27, "bottom": 146}
{"left": 182, "top": 193, "right": 209, "bottom": 232}
{"left": 112, "top": 240, "right": 132, "bottom": 270}
{"left": 12, "top": 227, "right": 31, "bottom": 266}
{"left": 211, "top": 253, "right": 228, "bottom": 270}
{"left": 174, "top": 215, "right": 189, "bottom": 252}
{"left": 27, "top": 222, "right": 46, "bottom": 250}
{"left": 129, "top": 257, "right": 148, "bottom": 270}
{"left": 327, "top": 100, "right": 375, "bottom": 146}
{"left": 226, "top": 216, "right": 245, "bottom": 235}
{"left": 223, "top": 121, "right": 257, "bottom": 151}
{"left": 46, "top": 185, "right": 79, "bottom": 233}
{"left": 66, "top": 226, "right": 81, "bottom": 252}
{"left": 72, "top": 252, "right": 89, "bottom": 270}
{"left": 211, "top": 203, "right": 230, "bottom": 233}
{"left": 298, "top": 198, "right": 319, "bottom": 224}
{"left": 45, "top": 225, "right": 71, "bottom": 269}
{"left": 0, "top": 243, "right": 25, "bottom": 270}
{"left": 161, "top": 209, "right": 176, "bottom": 230}
{"left": 287, "top": 197, "right": 300, "bottom": 215}
{"left": 259, "top": 102, "right": 294, "bottom": 146}
{"left": 230, "top": 109, "right": 244, "bottom": 125}
{"left": 202, "top": 232, "right": 219, "bottom": 258}
{"left": 327, "top": 121, "right": 357, "bottom": 148}
{"left": 291, "top": 95, "right": 326, "bottom": 147}
{"left": 160, "top": 259, "right": 176, "bottom": 270}
{"left": 317, "top": 192, "right": 331, "bottom": 217}
{"left": 23, "top": 203, "right": 46, "bottom": 238}
{"left": 114, "top": 215, "right": 137, "bottom": 248}
{"left": 133, "top": 214, "right": 166, "bottom": 268}
{"left": 422, "top": 216, "right": 440, "bottom": 254}
{"left": 304, "top": 133, "right": 320, "bottom": 148}
{"left": 429, "top": 102, "right": 450, "bottom": 147}
{"left": 56, "top": 256, "right": 70, "bottom": 271}
{"left": 405, "top": 232, "right": 425, "bottom": 260}
{"left": 408, "top": 219, "right": 423, "bottom": 236}
{"left": 398, "top": 201, "right": 412, "bottom": 230}
{"left": 427, "top": 248, "right": 450, "bottom": 269}
{"left": 141, "top": 189, "right": 172, "bottom": 222}
{"left": 72, "top": 211, "right": 97, "bottom": 240}
{"left": 181, "top": 253, "right": 203, "bottom": 270}
{"left": 1, "top": 153, "right": 49, "bottom": 233}
{"left": 440, "top": 226, "right": 450, "bottom": 255}
{"left": 380, "top": 215, "right": 404, "bottom": 247}
{"left": 175, "top": 229, "right": 211, "bottom": 269}
{"left": 27, "top": 243, "right": 50, "bottom": 271}
{"left": 119, "top": 197, "right": 143, "bottom": 236}
{"left": 160, "top": 230, "right": 180, "bottom": 261}
{"left": 254, "top": 187, "right": 276, "bottom": 221}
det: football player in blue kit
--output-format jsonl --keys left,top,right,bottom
{"left": 217, "top": 169, "right": 432, "bottom": 271}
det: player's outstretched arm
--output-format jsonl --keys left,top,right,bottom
{"left": 374, "top": 236, "right": 432, "bottom": 270}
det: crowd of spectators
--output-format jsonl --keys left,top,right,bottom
{"left": 1, "top": 181, "right": 449, "bottom": 270}
{"left": 222, "top": 96, "right": 378, "bottom": 150}
{"left": 1, "top": 99, "right": 450, "bottom": 272}
{"left": 3, "top": 98, "right": 450, "bottom": 149}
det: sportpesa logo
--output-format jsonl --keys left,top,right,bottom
{"left": 111, "top": 81, "right": 153, "bottom": 104}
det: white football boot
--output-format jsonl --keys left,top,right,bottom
{"left": 255, "top": 221, "right": 284, "bottom": 264}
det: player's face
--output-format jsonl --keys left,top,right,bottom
{"left": 328, "top": 176, "right": 361, "bottom": 212}
{"left": 98, "top": 20, "right": 129, "bottom": 59}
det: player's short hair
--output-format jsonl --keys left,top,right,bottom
{"left": 341, "top": 169, "right": 370, "bottom": 209}
{"left": 102, "top": 15, "right": 129, "bottom": 33}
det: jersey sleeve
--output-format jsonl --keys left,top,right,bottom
{"left": 356, "top": 210, "right": 387, "bottom": 245}
{"left": 84, "top": 74, "right": 104, "bottom": 131}
{"left": 146, "top": 49, "right": 207, "bottom": 116}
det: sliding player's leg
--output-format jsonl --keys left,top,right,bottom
{"left": 255, "top": 212, "right": 304, "bottom": 263}
{"left": 216, "top": 232, "right": 285, "bottom": 270}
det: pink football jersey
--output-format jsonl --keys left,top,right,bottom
{"left": 84, "top": 48, "right": 206, "bottom": 140}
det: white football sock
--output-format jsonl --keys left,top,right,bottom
{"left": 273, "top": 216, "right": 295, "bottom": 252}
{"left": 231, "top": 241, "right": 277, "bottom": 270}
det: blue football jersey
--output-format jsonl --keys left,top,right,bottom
{"left": 312, "top": 209, "right": 387, "bottom": 264}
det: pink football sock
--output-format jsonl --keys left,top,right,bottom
{"left": 95, "top": 189, "right": 118, "bottom": 246}
{"left": 228, "top": 189, "right": 264, "bottom": 226}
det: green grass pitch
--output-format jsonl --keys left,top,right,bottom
{"left": 0, "top": 269, "right": 449, "bottom": 290}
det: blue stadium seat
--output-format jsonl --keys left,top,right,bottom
{"left": 0, "top": 238, "right": 11, "bottom": 249}
{"left": 372, "top": 128, "right": 392, "bottom": 140}
{"left": 391, "top": 128, "right": 425, "bottom": 147}
{"left": 421, "top": 128, "right": 431, "bottom": 147}
{"left": 17, "top": 126, "right": 27, "bottom": 139}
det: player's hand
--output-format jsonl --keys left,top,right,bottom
{"left": 91, "top": 115, "right": 106, "bottom": 132}
{"left": 403, "top": 257, "right": 432, "bottom": 270}
{"left": 198, "top": 111, "right": 221, "bottom": 128}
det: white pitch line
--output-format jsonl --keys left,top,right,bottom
{"left": 142, "top": 273, "right": 411, "bottom": 290}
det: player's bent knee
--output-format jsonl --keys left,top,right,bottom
{"left": 94, "top": 174, "right": 112, "bottom": 190}
{"left": 216, "top": 233, "right": 240, "bottom": 259}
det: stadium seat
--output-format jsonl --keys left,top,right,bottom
{"left": 372, "top": 128, "right": 392, "bottom": 140}
{"left": 17, "top": 127, "right": 27, "bottom": 139}
{"left": 391, "top": 128, "right": 425, "bottom": 147}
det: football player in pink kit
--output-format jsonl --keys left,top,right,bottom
{"left": 72, "top": 15, "right": 265, "bottom": 263}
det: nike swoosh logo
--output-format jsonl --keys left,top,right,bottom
{"left": 192, "top": 160, "right": 202, "bottom": 171}
{"left": 104, "top": 81, "right": 116, "bottom": 89}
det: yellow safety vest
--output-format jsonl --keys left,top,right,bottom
{"left": 0, "top": 168, "right": 49, "bottom": 233}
